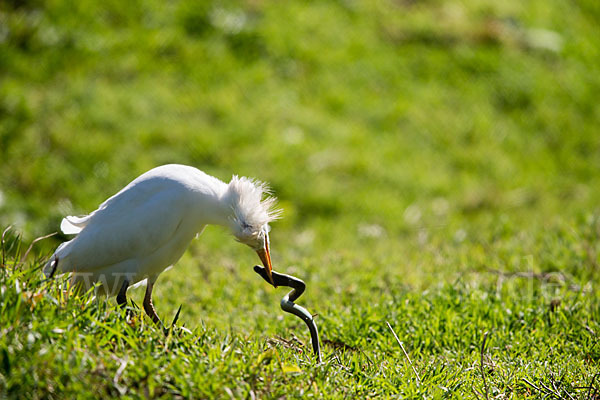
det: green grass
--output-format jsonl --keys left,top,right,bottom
{"left": 2, "top": 224, "right": 599, "bottom": 398}
{"left": 1, "top": 0, "right": 600, "bottom": 397}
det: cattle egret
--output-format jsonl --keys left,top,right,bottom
{"left": 44, "top": 164, "right": 281, "bottom": 326}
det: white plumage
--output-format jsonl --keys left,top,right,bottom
{"left": 45, "top": 164, "right": 279, "bottom": 325}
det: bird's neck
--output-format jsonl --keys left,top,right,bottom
{"left": 189, "top": 178, "right": 238, "bottom": 232}
{"left": 204, "top": 198, "right": 236, "bottom": 229}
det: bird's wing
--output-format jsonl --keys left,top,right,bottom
{"left": 60, "top": 172, "right": 148, "bottom": 235}
{"left": 60, "top": 179, "right": 194, "bottom": 273}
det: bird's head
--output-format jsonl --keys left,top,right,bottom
{"left": 225, "top": 176, "right": 281, "bottom": 285}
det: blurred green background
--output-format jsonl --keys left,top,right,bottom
{"left": 2, "top": 0, "right": 599, "bottom": 240}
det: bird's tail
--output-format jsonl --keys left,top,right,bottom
{"left": 60, "top": 215, "right": 91, "bottom": 235}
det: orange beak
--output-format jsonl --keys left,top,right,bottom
{"left": 256, "top": 237, "right": 275, "bottom": 286}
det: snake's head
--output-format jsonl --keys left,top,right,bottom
{"left": 254, "top": 265, "right": 276, "bottom": 287}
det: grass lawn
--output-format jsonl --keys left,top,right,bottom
{"left": 1, "top": 0, "right": 599, "bottom": 398}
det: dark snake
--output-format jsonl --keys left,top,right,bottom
{"left": 253, "top": 265, "right": 322, "bottom": 363}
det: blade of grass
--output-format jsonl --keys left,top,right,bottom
{"left": 386, "top": 321, "right": 421, "bottom": 386}
{"left": 479, "top": 331, "right": 490, "bottom": 400}
{"left": 16, "top": 232, "right": 57, "bottom": 269}
{"left": 91, "top": 318, "right": 139, "bottom": 350}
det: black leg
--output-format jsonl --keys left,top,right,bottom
{"left": 48, "top": 256, "right": 59, "bottom": 278}
{"left": 116, "top": 279, "right": 129, "bottom": 308}
{"left": 143, "top": 279, "right": 163, "bottom": 327}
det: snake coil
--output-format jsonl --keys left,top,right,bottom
{"left": 254, "top": 266, "right": 322, "bottom": 363}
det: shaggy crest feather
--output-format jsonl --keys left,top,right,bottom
{"left": 226, "top": 176, "right": 281, "bottom": 239}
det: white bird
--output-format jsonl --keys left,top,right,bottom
{"left": 44, "top": 164, "right": 280, "bottom": 326}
